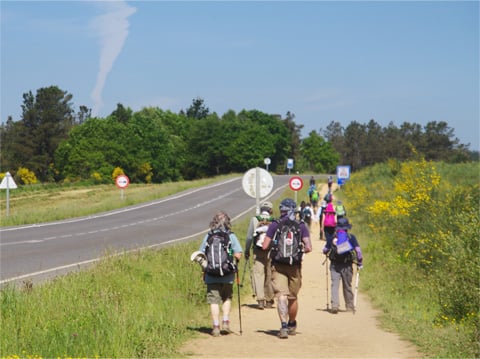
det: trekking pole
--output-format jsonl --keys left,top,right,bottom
{"left": 236, "top": 264, "right": 243, "bottom": 335}
{"left": 353, "top": 266, "right": 360, "bottom": 314}
{"left": 240, "top": 258, "right": 248, "bottom": 287}
{"left": 322, "top": 255, "right": 329, "bottom": 310}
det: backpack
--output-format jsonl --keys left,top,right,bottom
{"left": 335, "top": 204, "right": 346, "bottom": 217}
{"left": 323, "top": 203, "right": 336, "bottom": 227}
{"left": 328, "top": 230, "right": 355, "bottom": 263}
{"left": 311, "top": 191, "right": 319, "bottom": 202}
{"left": 254, "top": 216, "right": 273, "bottom": 248}
{"left": 205, "top": 229, "right": 236, "bottom": 276}
{"left": 302, "top": 207, "right": 312, "bottom": 221}
{"left": 270, "top": 219, "right": 304, "bottom": 265}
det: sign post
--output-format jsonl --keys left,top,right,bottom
{"left": 0, "top": 172, "right": 18, "bottom": 217}
{"left": 288, "top": 176, "right": 303, "bottom": 204}
{"left": 242, "top": 167, "right": 274, "bottom": 214}
{"left": 336, "top": 165, "right": 351, "bottom": 188}
{"left": 115, "top": 174, "right": 130, "bottom": 200}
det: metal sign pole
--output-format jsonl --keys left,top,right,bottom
{"left": 255, "top": 167, "right": 260, "bottom": 215}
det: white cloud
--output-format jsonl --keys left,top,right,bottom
{"left": 90, "top": 1, "right": 136, "bottom": 117}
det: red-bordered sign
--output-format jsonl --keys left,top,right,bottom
{"left": 115, "top": 174, "right": 130, "bottom": 189}
{"left": 289, "top": 176, "right": 303, "bottom": 191}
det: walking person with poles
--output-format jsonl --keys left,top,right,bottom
{"left": 322, "top": 217, "right": 363, "bottom": 314}
{"left": 261, "top": 198, "right": 312, "bottom": 339}
{"left": 245, "top": 201, "right": 275, "bottom": 310}
{"left": 197, "top": 210, "right": 243, "bottom": 336}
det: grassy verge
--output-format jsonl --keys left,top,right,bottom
{"left": 337, "top": 160, "right": 479, "bottom": 358}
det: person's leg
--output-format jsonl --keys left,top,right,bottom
{"left": 330, "top": 263, "right": 341, "bottom": 313}
{"left": 220, "top": 283, "right": 234, "bottom": 332}
{"left": 253, "top": 251, "right": 266, "bottom": 308}
{"left": 207, "top": 283, "right": 222, "bottom": 336}
{"left": 264, "top": 257, "right": 275, "bottom": 306}
{"left": 271, "top": 264, "right": 290, "bottom": 338}
{"left": 341, "top": 264, "right": 354, "bottom": 310}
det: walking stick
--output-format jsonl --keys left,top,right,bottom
{"left": 353, "top": 266, "right": 360, "bottom": 314}
{"left": 322, "top": 255, "right": 329, "bottom": 310}
{"left": 240, "top": 258, "right": 248, "bottom": 287}
{"left": 236, "top": 267, "right": 243, "bottom": 335}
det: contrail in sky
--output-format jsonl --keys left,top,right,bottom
{"left": 90, "top": 1, "right": 137, "bottom": 117}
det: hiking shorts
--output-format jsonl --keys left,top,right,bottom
{"left": 206, "top": 283, "right": 233, "bottom": 305}
{"left": 271, "top": 262, "right": 302, "bottom": 300}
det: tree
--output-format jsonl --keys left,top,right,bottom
{"left": 186, "top": 97, "right": 210, "bottom": 119}
{"left": 300, "top": 130, "right": 339, "bottom": 173}
{"left": 17, "top": 86, "right": 75, "bottom": 181}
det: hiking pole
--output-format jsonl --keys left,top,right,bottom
{"left": 322, "top": 255, "right": 329, "bottom": 310}
{"left": 235, "top": 263, "right": 243, "bottom": 335}
{"left": 353, "top": 266, "right": 360, "bottom": 314}
{"left": 240, "top": 258, "right": 248, "bottom": 287}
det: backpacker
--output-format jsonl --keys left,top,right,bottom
{"left": 328, "top": 230, "right": 355, "bottom": 263}
{"left": 205, "top": 229, "right": 236, "bottom": 276}
{"left": 270, "top": 219, "right": 304, "bottom": 265}
{"left": 302, "top": 207, "right": 312, "bottom": 224}
{"left": 335, "top": 204, "right": 346, "bottom": 217}
{"left": 254, "top": 215, "right": 273, "bottom": 248}
{"left": 323, "top": 202, "right": 336, "bottom": 227}
{"left": 311, "top": 190, "right": 319, "bottom": 202}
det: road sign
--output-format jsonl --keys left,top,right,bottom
{"left": 115, "top": 174, "right": 130, "bottom": 189}
{"left": 242, "top": 167, "right": 274, "bottom": 199}
{"left": 337, "top": 165, "right": 351, "bottom": 180}
{"left": 0, "top": 172, "right": 17, "bottom": 189}
{"left": 289, "top": 176, "right": 303, "bottom": 191}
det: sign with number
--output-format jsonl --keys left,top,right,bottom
{"left": 242, "top": 167, "right": 274, "bottom": 198}
{"left": 115, "top": 174, "right": 130, "bottom": 189}
{"left": 289, "top": 176, "right": 303, "bottom": 191}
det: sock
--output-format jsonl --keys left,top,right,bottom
{"left": 223, "top": 316, "right": 229, "bottom": 322}
{"left": 281, "top": 321, "right": 288, "bottom": 329}
{"left": 288, "top": 320, "right": 297, "bottom": 327}
{"left": 213, "top": 320, "right": 219, "bottom": 326}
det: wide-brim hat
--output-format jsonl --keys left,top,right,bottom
{"left": 336, "top": 217, "right": 352, "bottom": 230}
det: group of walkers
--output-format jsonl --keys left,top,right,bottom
{"left": 191, "top": 175, "right": 363, "bottom": 339}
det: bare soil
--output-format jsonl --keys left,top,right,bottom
{"left": 181, "top": 185, "right": 421, "bottom": 359}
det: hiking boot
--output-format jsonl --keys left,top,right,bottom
{"left": 330, "top": 307, "right": 339, "bottom": 314}
{"left": 257, "top": 300, "right": 265, "bottom": 310}
{"left": 265, "top": 300, "right": 274, "bottom": 309}
{"left": 211, "top": 325, "right": 221, "bottom": 337}
{"left": 222, "top": 320, "right": 231, "bottom": 333}
{"left": 287, "top": 321, "right": 297, "bottom": 335}
{"left": 278, "top": 327, "right": 289, "bottom": 339}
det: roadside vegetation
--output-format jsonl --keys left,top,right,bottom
{"left": 1, "top": 160, "right": 479, "bottom": 358}
{"left": 340, "top": 159, "right": 479, "bottom": 358}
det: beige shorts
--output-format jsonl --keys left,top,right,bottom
{"left": 271, "top": 262, "right": 302, "bottom": 300}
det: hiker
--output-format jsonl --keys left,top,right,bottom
{"left": 322, "top": 217, "right": 363, "bottom": 313}
{"left": 301, "top": 201, "right": 314, "bottom": 227}
{"left": 309, "top": 176, "right": 316, "bottom": 187}
{"left": 262, "top": 198, "right": 312, "bottom": 339}
{"left": 335, "top": 200, "right": 347, "bottom": 219}
{"left": 318, "top": 200, "right": 327, "bottom": 240}
{"left": 245, "top": 201, "right": 275, "bottom": 310}
{"left": 198, "top": 210, "right": 243, "bottom": 337}
{"left": 327, "top": 175, "right": 334, "bottom": 192}
{"left": 322, "top": 193, "right": 336, "bottom": 243}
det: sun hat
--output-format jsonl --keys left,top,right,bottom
{"left": 336, "top": 217, "right": 352, "bottom": 230}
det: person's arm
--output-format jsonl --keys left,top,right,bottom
{"left": 261, "top": 221, "right": 277, "bottom": 251}
{"left": 231, "top": 233, "right": 243, "bottom": 261}
{"left": 300, "top": 223, "right": 312, "bottom": 253}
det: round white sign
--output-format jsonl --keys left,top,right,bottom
{"left": 264, "top": 157, "right": 271, "bottom": 165}
{"left": 242, "top": 167, "right": 274, "bottom": 198}
{"left": 289, "top": 176, "right": 303, "bottom": 191}
{"left": 115, "top": 175, "right": 130, "bottom": 189}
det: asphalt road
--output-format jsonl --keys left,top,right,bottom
{"left": 0, "top": 174, "right": 301, "bottom": 286}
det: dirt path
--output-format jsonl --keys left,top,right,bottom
{"left": 181, "top": 185, "right": 421, "bottom": 359}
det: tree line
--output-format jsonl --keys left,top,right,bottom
{"left": 0, "top": 85, "right": 476, "bottom": 184}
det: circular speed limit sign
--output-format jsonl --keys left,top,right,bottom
{"left": 289, "top": 176, "right": 303, "bottom": 191}
{"left": 115, "top": 174, "right": 130, "bottom": 189}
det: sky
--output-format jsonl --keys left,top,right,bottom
{"left": 1, "top": 1, "right": 479, "bottom": 151}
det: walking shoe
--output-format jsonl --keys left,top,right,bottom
{"left": 211, "top": 325, "right": 221, "bottom": 337}
{"left": 221, "top": 320, "right": 231, "bottom": 333}
{"left": 257, "top": 300, "right": 265, "bottom": 310}
{"left": 330, "top": 307, "right": 339, "bottom": 314}
{"left": 265, "top": 300, "right": 274, "bottom": 309}
{"left": 287, "top": 321, "right": 297, "bottom": 335}
{"left": 278, "top": 327, "right": 289, "bottom": 339}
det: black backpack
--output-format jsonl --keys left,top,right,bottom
{"left": 205, "top": 229, "right": 236, "bottom": 276}
{"left": 270, "top": 219, "right": 304, "bottom": 265}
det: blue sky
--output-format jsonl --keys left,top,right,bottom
{"left": 1, "top": 1, "right": 479, "bottom": 151}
